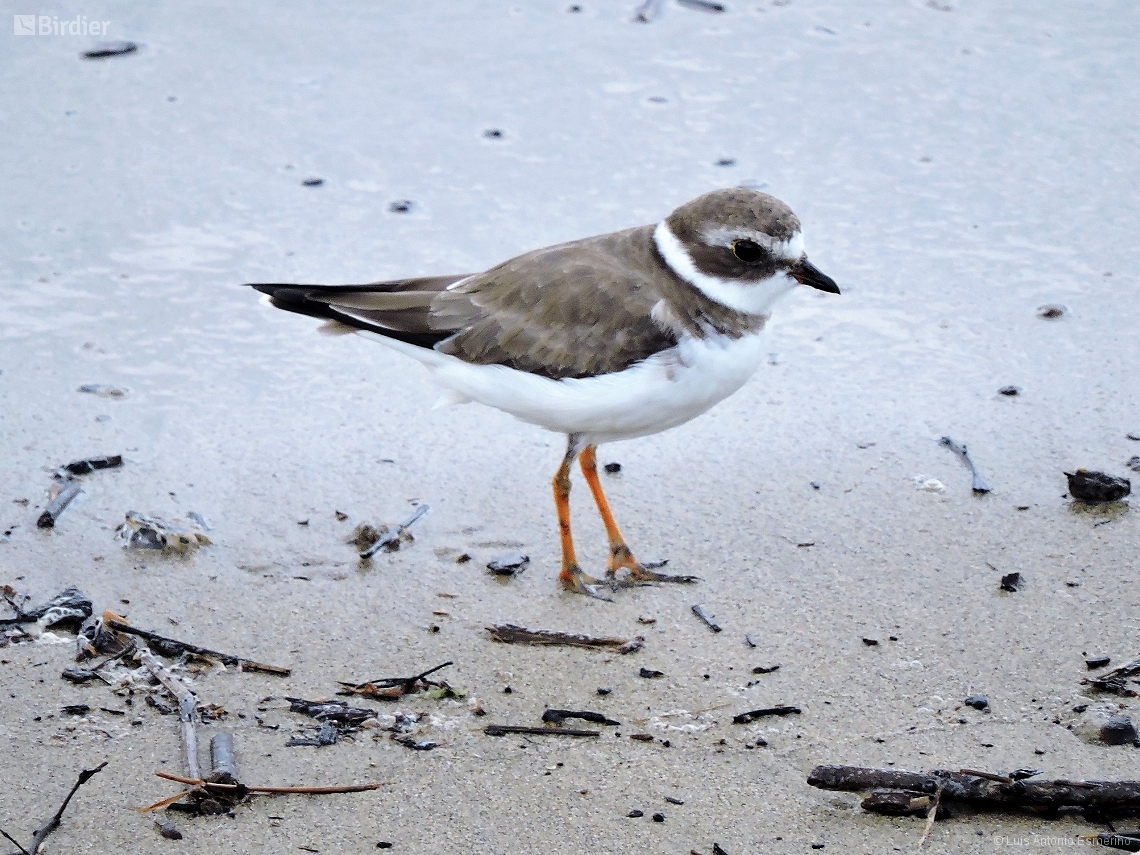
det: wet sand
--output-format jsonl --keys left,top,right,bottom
{"left": 2, "top": 2, "right": 1139, "bottom": 853}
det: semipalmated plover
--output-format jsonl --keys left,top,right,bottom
{"left": 251, "top": 188, "right": 839, "bottom": 598}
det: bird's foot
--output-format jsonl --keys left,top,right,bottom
{"left": 559, "top": 565, "right": 614, "bottom": 601}
{"left": 607, "top": 556, "right": 700, "bottom": 588}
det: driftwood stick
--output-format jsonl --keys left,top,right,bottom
{"left": 484, "top": 724, "right": 600, "bottom": 738}
{"left": 28, "top": 761, "right": 107, "bottom": 854}
{"left": 138, "top": 649, "right": 201, "bottom": 780}
{"left": 808, "top": 765, "right": 1140, "bottom": 813}
{"left": 209, "top": 732, "right": 237, "bottom": 784}
{"left": 107, "top": 620, "right": 290, "bottom": 675}
{"left": 153, "top": 770, "right": 383, "bottom": 794}
{"left": 36, "top": 482, "right": 82, "bottom": 528}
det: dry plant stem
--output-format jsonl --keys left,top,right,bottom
{"left": 27, "top": 761, "right": 107, "bottom": 854}
{"left": 916, "top": 786, "right": 942, "bottom": 851}
{"left": 138, "top": 649, "right": 201, "bottom": 780}
{"left": 153, "top": 771, "right": 383, "bottom": 794}
{"left": 0, "top": 827, "right": 31, "bottom": 855}
{"left": 108, "top": 620, "right": 290, "bottom": 675}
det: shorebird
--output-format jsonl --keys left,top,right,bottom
{"left": 250, "top": 188, "right": 839, "bottom": 598}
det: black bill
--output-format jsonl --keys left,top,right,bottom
{"left": 790, "top": 258, "right": 840, "bottom": 294}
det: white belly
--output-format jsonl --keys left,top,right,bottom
{"left": 363, "top": 329, "right": 769, "bottom": 444}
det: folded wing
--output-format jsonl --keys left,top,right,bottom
{"left": 249, "top": 226, "right": 678, "bottom": 380}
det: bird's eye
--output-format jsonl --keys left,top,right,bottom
{"left": 732, "top": 239, "right": 764, "bottom": 263}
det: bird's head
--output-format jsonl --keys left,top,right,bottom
{"left": 654, "top": 188, "right": 839, "bottom": 315}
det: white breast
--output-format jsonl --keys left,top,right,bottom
{"left": 362, "top": 329, "right": 770, "bottom": 445}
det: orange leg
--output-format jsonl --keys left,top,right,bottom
{"left": 579, "top": 444, "right": 699, "bottom": 587}
{"left": 555, "top": 435, "right": 608, "bottom": 598}
{"left": 578, "top": 445, "right": 639, "bottom": 575}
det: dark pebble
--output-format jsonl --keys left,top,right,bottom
{"left": 810, "top": 480, "right": 821, "bottom": 489}
{"left": 83, "top": 41, "right": 137, "bottom": 59}
{"left": 665, "top": 796, "right": 684, "bottom": 805}
{"left": 1065, "top": 470, "right": 1131, "bottom": 503}
{"left": 639, "top": 667, "right": 664, "bottom": 678}
{"left": 503, "top": 686, "right": 512, "bottom": 694}
{"left": 1128, "top": 432, "right": 1140, "bottom": 441}
{"left": 652, "top": 813, "right": 665, "bottom": 822}
{"left": 964, "top": 694, "right": 989, "bottom": 711}
{"left": 302, "top": 177, "right": 324, "bottom": 187}
{"left": 1037, "top": 304, "right": 1066, "bottom": 319}
{"left": 1073, "top": 703, "right": 1088, "bottom": 713}
{"left": 751, "top": 664, "right": 780, "bottom": 674}
{"left": 862, "top": 638, "right": 879, "bottom": 646}
{"left": 487, "top": 553, "right": 529, "bottom": 575}
{"left": 627, "top": 809, "right": 644, "bottom": 818}
{"left": 715, "top": 158, "right": 736, "bottom": 166}
{"left": 483, "top": 129, "right": 504, "bottom": 139}
{"left": 1101, "top": 715, "right": 1138, "bottom": 746}
{"left": 377, "top": 843, "right": 393, "bottom": 850}
{"left": 388, "top": 200, "right": 414, "bottom": 213}
{"left": 811, "top": 845, "right": 825, "bottom": 850}
{"left": 597, "top": 686, "right": 613, "bottom": 695}
{"left": 1086, "top": 656, "right": 1111, "bottom": 670}
{"left": 998, "top": 385, "right": 1021, "bottom": 396}
{"left": 455, "top": 553, "right": 472, "bottom": 563}
{"left": 604, "top": 462, "right": 622, "bottom": 474}
{"left": 1000, "top": 572, "right": 1021, "bottom": 592}
{"left": 1126, "top": 456, "right": 1140, "bottom": 472}
{"left": 713, "top": 845, "right": 729, "bottom": 855}
{"left": 568, "top": 4, "right": 582, "bottom": 11}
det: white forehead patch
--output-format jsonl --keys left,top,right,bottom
{"left": 701, "top": 226, "right": 805, "bottom": 262}
{"left": 654, "top": 221, "right": 797, "bottom": 316}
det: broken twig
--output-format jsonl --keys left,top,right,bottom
{"left": 36, "top": 482, "right": 82, "bottom": 528}
{"left": 939, "top": 436, "right": 991, "bottom": 494}
{"left": 733, "top": 706, "right": 801, "bottom": 724}
{"left": 11, "top": 761, "right": 109, "bottom": 855}
{"left": 154, "top": 770, "right": 383, "bottom": 794}
{"left": 487, "top": 624, "right": 644, "bottom": 652}
{"left": 60, "top": 454, "right": 122, "bottom": 476}
{"left": 484, "top": 724, "right": 599, "bottom": 738}
{"left": 337, "top": 661, "right": 453, "bottom": 700}
{"left": 808, "top": 765, "right": 1140, "bottom": 818}
{"left": 138, "top": 649, "right": 201, "bottom": 779}
{"left": 107, "top": 619, "right": 290, "bottom": 675}
{"left": 208, "top": 733, "right": 238, "bottom": 784}
{"left": 691, "top": 604, "right": 722, "bottom": 633}
{"left": 541, "top": 709, "right": 619, "bottom": 726}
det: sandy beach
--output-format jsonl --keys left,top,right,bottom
{"left": 2, "top": 2, "right": 1139, "bottom": 853}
